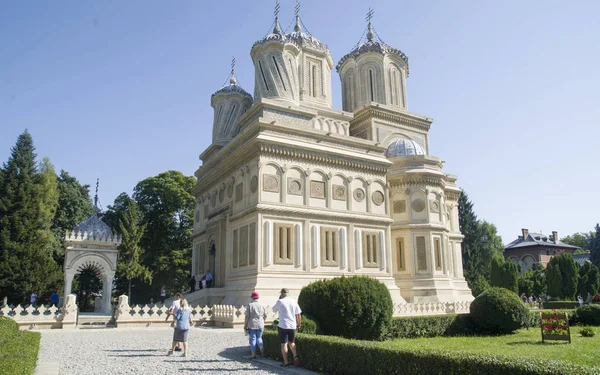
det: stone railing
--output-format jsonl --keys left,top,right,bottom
{"left": 0, "top": 295, "right": 78, "bottom": 330}
{"left": 395, "top": 301, "right": 471, "bottom": 317}
{"left": 114, "top": 295, "right": 252, "bottom": 328}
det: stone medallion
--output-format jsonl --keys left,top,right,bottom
{"left": 412, "top": 199, "right": 426, "bottom": 212}
{"left": 250, "top": 176, "right": 258, "bottom": 193}
{"left": 353, "top": 188, "right": 365, "bottom": 202}
{"left": 393, "top": 200, "right": 406, "bottom": 213}
{"left": 332, "top": 185, "right": 346, "bottom": 201}
{"left": 430, "top": 200, "right": 440, "bottom": 213}
{"left": 310, "top": 181, "right": 325, "bottom": 199}
{"left": 372, "top": 191, "right": 384, "bottom": 206}
{"left": 288, "top": 178, "right": 303, "bottom": 196}
{"left": 262, "top": 174, "right": 280, "bottom": 193}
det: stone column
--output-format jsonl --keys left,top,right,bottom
{"left": 64, "top": 272, "right": 74, "bottom": 302}
{"left": 102, "top": 273, "right": 114, "bottom": 314}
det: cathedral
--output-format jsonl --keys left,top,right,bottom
{"left": 191, "top": 4, "right": 473, "bottom": 309}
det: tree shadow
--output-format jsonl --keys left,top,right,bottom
{"left": 506, "top": 340, "right": 569, "bottom": 346}
{"left": 104, "top": 349, "right": 163, "bottom": 352}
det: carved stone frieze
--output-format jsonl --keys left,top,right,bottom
{"left": 393, "top": 200, "right": 406, "bottom": 213}
{"left": 353, "top": 188, "right": 365, "bottom": 202}
{"left": 332, "top": 185, "right": 346, "bottom": 201}
{"left": 288, "top": 178, "right": 303, "bottom": 196}
{"left": 372, "top": 191, "right": 385, "bottom": 206}
{"left": 310, "top": 181, "right": 326, "bottom": 199}
{"left": 262, "top": 174, "right": 280, "bottom": 193}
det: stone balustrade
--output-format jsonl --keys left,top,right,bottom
{"left": 395, "top": 301, "right": 471, "bottom": 316}
{"left": 0, "top": 294, "right": 78, "bottom": 330}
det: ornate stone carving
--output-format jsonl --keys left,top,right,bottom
{"left": 262, "top": 174, "right": 280, "bottom": 193}
{"left": 393, "top": 200, "right": 406, "bottom": 213}
{"left": 429, "top": 200, "right": 440, "bottom": 213}
{"left": 211, "top": 192, "right": 217, "bottom": 207}
{"left": 219, "top": 189, "right": 225, "bottom": 203}
{"left": 372, "top": 191, "right": 385, "bottom": 206}
{"left": 332, "top": 185, "right": 346, "bottom": 201}
{"left": 287, "top": 178, "right": 303, "bottom": 196}
{"left": 353, "top": 188, "right": 365, "bottom": 202}
{"left": 227, "top": 183, "right": 233, "bottom": 198}
{"left": 250, "top": 176, "right": 258, "bottom": 193}
{"left": 412, "top": 199, "right": 426, "bottom": 213}
{"left": 310, "top": 181, "right": 326, "bottom": 199}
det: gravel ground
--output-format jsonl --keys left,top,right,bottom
{"left": 38, "top": 327, "right": 308, "bottom": 375}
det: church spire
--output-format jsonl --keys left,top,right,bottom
{"left": 366, "top": 7, "right": 374, "bottom": 42}
{"left": 93, "top": 178, "right": 100, "bottom": 213}
{"left": 294, "top": 0, "right": 301, "bottom": 32}
{"left": 273, "top": 0, "right": 282, "bottom": 35}
{"left": 229, "top": 56, "right": 237, "bottom": 85}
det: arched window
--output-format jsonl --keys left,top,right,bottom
{"left": 368, "top": 69, "right": 375, "bottom": 102}
{"left": 272, "top": 56, "right": 286, "bottom": 91}
{"left": 258, "top": 60, "right": 269, "bottom": 92}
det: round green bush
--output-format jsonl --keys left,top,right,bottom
{"left": 298, "top": 316, "right": 318, "bottom": 335}
{"left": 0, "top": 316, "right": 19, "bottom": 340}
{"left": 575, "top": 304, "right": 600, "bottom": 326}
{"left": 469, "top": 287, "right": 530, "bottom": 334}
{"left": 579, "top": 327, "right": 595, "bottom": 337}
{"left": 298, "top": 276, "right": 393, "bottom": 340}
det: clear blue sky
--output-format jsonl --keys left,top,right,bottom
{"left": 1, "top": 1, "right": 599, "bottom": 243}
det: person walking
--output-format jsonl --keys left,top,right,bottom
{"left": 272, "top": 288, "right": 302, "bottom": 367}
{"left": 166, "top": 293, "right": 183, "bottom": 351}
{"left": 30, "top": 292, "right": 38, "bottom": 308}
{"left": 50, "top": 291, "right": 59, "bottom": 307}
{"left": 160, "top": 286, "right": 166, "bottom": 303}
{"left": 205, "top": 270, "right": 213, "bottom": 288}
{"left": 244, "top": 292, "right": 267, "bottom": 359}
{"left": 189, "top": 276, "right": 196, "bottom": 293}
{"left": 167, "top": 298, "right": 193, "bottom": 357}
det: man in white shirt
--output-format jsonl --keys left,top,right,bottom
{"left": 272, "top": 288, "right": 302, "bottom": 367}
{"left": 30, "top": 292, "right": 38, "bottom": 307}
{"left": 205, "top": 270, "right": 213, "bottom": 288}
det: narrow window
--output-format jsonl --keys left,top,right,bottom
{"left": 397, "top": 238, "right": 405, "bottom": 271}
{"left": 249, "top": 223, "right": 256, "bottom": 266}
{"left": 258, "top": 60, "right": 269, "bottom": 91}
{"left": 389, "top": 70, "right": 395, "bottom": 106}
{"left": 434, "top": 238, "right": 442, "bottom": 271}
{"left": 225, "top": 105, "right": 236, "bottom": 132}
{"left": 312, "top": 65, "right": 317, "bottom": 97}
{"left": 416, "top": 236, "right": 427, "bottom": 271}
{"left": 369, "top": 69, "right": 375, "bottom": 102}
{"left": 362, "top": 232, "right": 380, "bottom": 268}
{"left": 393, "top": 70, "right": 400, "bottom": 106}
{"left": 232, "top": 229, "right": 239, "bottom": 268}
{"left": 239, "top": 225, "right": 249, "bottom": 267}
{"left": 273, "top": 56, "right": 286, "bottom": 91}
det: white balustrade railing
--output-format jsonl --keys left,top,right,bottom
{"left": 0, "top": 294, "right": 78, "bottom": 330}
{"left": 395, "top": 301, "right": 471, "bottom": 317}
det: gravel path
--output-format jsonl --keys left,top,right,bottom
{"left": 38, "top": 327, "right": 315, "bottom": 375}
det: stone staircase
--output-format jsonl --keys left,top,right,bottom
{"left": 77, "top": 313, "right": 114, "bottom": 328}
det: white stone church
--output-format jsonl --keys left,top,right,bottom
{"left": 191, "top": 6, "right": 473, "bottom": 309}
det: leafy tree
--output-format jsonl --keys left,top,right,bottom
{"left": 530, "top": 267, "right": 547, "bottom": 297}
{"left": 545, "top": 258, "right": 562, "bottom": 299}
{"left": 132, "top": 171, "right": 195, "bottom": 301}
{"left": 72, "top": 268, "right": 102, "bottom": 312}
{"left": 590, "top": 224, "right": 600, "bottom": 269}
{"left": 476, "top": 221, "right": 504, "bottom": 279}
{"left": 490, "top": 255, "right": 517, "bottom": 293}
{"left": 0, "top": 131, "right": 62, "bottom": 303}
{"left": 518, "top": 275, "right": 534, "bottom": 296}
{"left": 116, "top": 201, "right": 152, "bottom": 303}
{"left": 490, "top": 255, "right": 504, "bottom": 288}
{"left": 561, "top": 232, "right": 593, "bottom": 250}
{"left": 101, "top": 192, "right": 133, "bottom": 234}
{"left": 51, "top": 170, "right": 93, "bottom": 263}
{"left": 558, "top": 253, "right": 578, "bottom": 300}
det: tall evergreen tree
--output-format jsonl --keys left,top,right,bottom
{"left": 101, "top": 192, "right": 133, "bottom": 234}
{"left": 558, "top": 253, "right": 578, "bottom": 300}
{"left": 0, "top": 131, "right": 62, "bottom": 303}
{"left": 578, "top": 262, "right": 600, "bottom": 298}
{"left": 116, "top": 201, "right": 152, "bottom": 303}
{"left": 490, "top": 255, "right": 504, "bottom": 288}
{"left": 545, "top": 258, "right": 562, "bottom": 299}
{"left": 458, "top": 190, "right": 479, "bottom": 281}
{"left": 500, "top": 261, "right": 519, "bottom": 294}
{"left": 590, "top": 224, "right": 600, "bottom": 269}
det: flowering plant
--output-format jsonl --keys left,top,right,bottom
{"left": 541, "top": 310, "right": 569, "bottom": 336}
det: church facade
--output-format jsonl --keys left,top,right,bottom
{"left": 191, "top": 7, "right": 472, "bottom": 308}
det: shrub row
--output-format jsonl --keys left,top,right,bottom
{"left": 262, "top": 330, "right": 597, "bottom": 375}
{"left": 543, "top": 301, "right": 581, "bottom": 309}
{"left": 0, "top": 317, "right": 41, "bottom": 375}
{"left": 576, "top": 304, "right": 600, "bottom": 326}
{"left": 386, "top": 314, "right": 476, "bottom": 339}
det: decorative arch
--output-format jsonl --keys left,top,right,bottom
{"left": 67, "top": 253, "right": 115, "bottom": 278}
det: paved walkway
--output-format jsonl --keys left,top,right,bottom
{"left": 37, "top": 327, "right": 319, "bottom": 375}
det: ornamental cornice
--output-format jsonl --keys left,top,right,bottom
{"left": 259, "top": 144, "right": 388, "bottom": 175}
{"left": 444, "top": 191, "right": 460, "bottom": 202}
{"left": 391, "top": 223, "right": 450, "bottom": 232}
{"left": 229, "top": 203, "right": 393, "bottom": 224}
{"left": 389, "top": 175, "right": 446, "bottom": 189}
{"left": 351, "top": 107, "right": 432, "bottom": 133}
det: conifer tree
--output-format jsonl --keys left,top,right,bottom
{"left": 0, "top": 131, "right": 61, "bottom": 303}
{"left": 558, "top": 253, "right": 578, "bottom": 300}
{"left": 545, "top": 257, "right": 562, "bottom": 299}
{"left": 458, "top": 190, "right": 479, "bottom": 281}
{"left": 590, "top": 224, "right": 600, "bottom": 269}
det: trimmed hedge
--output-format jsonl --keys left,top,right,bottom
{"left": 470, "top": 287, "right": 530, "bottom": 334}
{"left": 543, "top": 301, "right": 580, "bottom": 310}
{"left": 262, "top": 330, "right": 597, "bottom": 375}
{"left": 575, "top": 304, "right": 600, "bottom": 326}
{"left": 0, "top": 317, "right": 41, "bottom": 375}
{"left": 298, "top": 316, "right": 319, "bottom": 335}
{"left": 298, "top": 276, "right": 393, "bottom": 340}
{"left": 387, "top": 314, "right": 476, "bottom": 339}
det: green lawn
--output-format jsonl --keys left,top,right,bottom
{"left": 388, "top": 327, "right": 600, "bottom": 368}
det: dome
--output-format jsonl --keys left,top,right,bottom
{"left": 386, "top": 139, "right": 425, "bottom": 158}
{"left": 211, "top": 73, "right": 252, "bottom": 105}
{"left": 73, "top": 213, "right": 113, "bottom": 238}
{"left": 336, "top": 23, "right": 409, "bottom": 74}
{"left": 286, "top": 17, "right": 329, "bottom": 54}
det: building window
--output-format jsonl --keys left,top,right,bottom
{"left": 362, "top": 232, "right": 380, "bottom": 268}
{"left": 434, "top": 237, "right": 442, "bottom": 271}
{"left": 320, "top": 227, "right": 339, "bottom": 266}
{"left": 258, "top": 60, "right": 269, "bottom": 92}
{"left": 368, "top": 69, "right": 375, "bottom": 102}
{"left": 272, "top": 56, "right": 286, "bottom": 91}
{"left": 239, "top": 225, "right": 249, "bottom": 267}
{"left": 232, "top": 229, "right": 238, "bottom": 268}
{"left": 249, "top": 223, "right": 256, "bottom": 265}
{"left": 197, "top": 243, "right": 206, "bottom": 275}
{"left": 311, "top": 65, "right": 317, "bottom": 97}
{"left": 416, "top": 236, "right": 427, "bottom": 272}
{"left": 274, "top": 223, "right": 294, "bottom": 265}
{"left": 397, "top": 238, "right": 405, "bottom": 271}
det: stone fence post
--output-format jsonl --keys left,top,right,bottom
{"left": 61, "top": 294, "right": 78, "bottom": 329}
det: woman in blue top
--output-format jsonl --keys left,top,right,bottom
{"left": 167, "top": 298, "right": 193, "bottom": 357}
